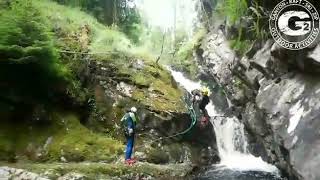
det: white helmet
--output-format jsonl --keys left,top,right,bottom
{"left": 130, "top": 107, "right": 137, "bottom": 113}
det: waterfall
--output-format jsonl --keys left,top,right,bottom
{"left": 170, "top": 70, "right": 278, "bottom": 173}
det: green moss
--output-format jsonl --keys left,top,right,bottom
{"left": 150, "top": 80, "right": 185, "bottom": 111}
{"left": 230, "top": 39, "right": 252, "bottom": 57}
{"left": 129, "top": 73, "right": 185, "bottom": 112}
{"left": 0, "top": 122, "right": 15, "bottom": 161}
{"left": 132, "top": 90, "right": 146, "bottom": 102}
{"left": 3, "top": 162, "right": 191, "bottom": 179}
{"left": 146, "top": 148, "right": 169, "bottom": 164}
{"left": 46, "top": 113, "right": 123, "bottom": 162}
{"left": 0, "top": 112, "right": 123, "bottom": 162}
{"left": 173, "top": 29, "right": 207, "bottom": 79}
{"left": 132, "top": 73, "right": 151, "bottom": 88}
{"left": 216, "top": 0, "right": 248, "bottom": 24}
{"left": 100, "top": 55, "right": 186, "bottom": 113}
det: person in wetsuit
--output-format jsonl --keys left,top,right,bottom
{"left": 191, "top": 87, "right": 210, "bottom": 126}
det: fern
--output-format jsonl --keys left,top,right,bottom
{"left": 223, "top": 0, "right": 248, "bottom": 24}
{"left": 248, "top": 0, "right": 269, "bottom": 40}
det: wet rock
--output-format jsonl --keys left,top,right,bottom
{"left": 308, "top": 43, "right": 320, "bottom": 65}
{"left": 116, "top": 82, "right": 134, "bottom": 97}
{"left": 131, "top": 59, "right": 145, "bottom": 70}
{"left": 146, "top": 148, "right": 170, "bottom": 164}
{"left": 60, "top": 156, "right": 67, "bottom": 163}
{"left": 198, "top": 28, "right": 320, "bottom": 179}
{"left": 256, "top": 74, "right": 320, "bottom": 180}
{"left": 243, "top": 103, "right": 268, "bottom": 137}
{"left": 271, "top": 42, "right": 320, "bottom": 74}
{"left": 0, "top": 167, "right": 49, "bottom": 180}
{"left": 135, "top": 151, "right": 147, "bottom": 162}
{"left": 58, "top": 172, "right": 87, "bottom": 180}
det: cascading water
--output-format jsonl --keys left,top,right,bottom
{"left": 170, "top": 70, "right": 280, "bottom": 177}
{"left": 213, "top": 116, "right": 277, "bottom": 172}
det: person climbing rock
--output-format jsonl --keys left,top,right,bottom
{"left": 191, "top": 87, "right": 210, "bottom": 127}
{"left": 120, "top": 107, "right": 139, "bottom": 165}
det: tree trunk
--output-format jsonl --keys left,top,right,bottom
{"left": 172, "top": 0, "right": 177, "bottom": 51}
{"left": 156, "top": 32, "right": 166, "bottom": 65}
{"left": 113, "top": 0, "right": 118, "bottom": 25}
{"left": 105, "top": 0, "right": 114, "bottom": 25}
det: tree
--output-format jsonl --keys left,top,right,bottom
{"left": 52, "top": 0, "right": 142, "bottom": 43}
{"left": 156, "top": 31, "right": 166, "bottom": 64}
{"left": 0, "top": 0, "right": 67, "bottom": 104}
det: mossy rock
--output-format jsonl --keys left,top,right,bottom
{"left": 0, "top": 111, "right": 123, "bottom": 162}
{"left": 46, "top": 113, "right": 123, "bottom": 162}
{"left": 3, "top": 162, "right": 193, "bottom": 179}
{"left": 146, "top": 148, "right": 170, "bottom": 164}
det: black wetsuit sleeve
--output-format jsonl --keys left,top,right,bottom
{"left": 199, "top": 96, "right": 210, "bottom": 110}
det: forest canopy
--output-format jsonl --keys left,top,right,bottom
{"left": 52, "top": 0, "right": 142, "bottom": 43}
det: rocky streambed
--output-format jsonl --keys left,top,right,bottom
{"left": 0, "top": 162, "right": 193, "bottom": 180}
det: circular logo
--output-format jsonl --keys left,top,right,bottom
{"left": 269, "top": 0, "right": 320, "bottom": 50}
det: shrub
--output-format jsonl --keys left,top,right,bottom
{"left": 217, "top": 0, "right": 248, "bottom": 24}
{"left": 0, "top": 0, "right": 68, "bottom": 104}
{"left": 172, "top": 29, "right": 207, "bottom": 78}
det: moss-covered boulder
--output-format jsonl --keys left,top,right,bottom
{"left": 0, "top": 112, "right": 123, "bottom": 163}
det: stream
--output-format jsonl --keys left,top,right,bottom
{"left": 170, "top": 70, "right": 285, "bottom": 180}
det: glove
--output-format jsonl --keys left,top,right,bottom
{"left": 128, "top": 128, "right": 133, "bottom": 136}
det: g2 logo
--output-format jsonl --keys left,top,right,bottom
{"left": 278, "top": 11, "right": 311, "bottom": 36}
{"left": 269, "top": 0, "right": 320, "bottom": 50}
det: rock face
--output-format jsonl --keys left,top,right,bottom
{"left": 0, "top": 167, "right": 49, "bottom": 180}
{"left": 198, "top": 28, "right": 320, "bottom": 179}
{"left": 79, "top": 57, "right": 219, "bottom": 165}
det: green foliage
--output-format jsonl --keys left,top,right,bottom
{"left": 118, "top": 8, "right": 143, "bottom": 44}
{"left": 47, "top": 113, "right": 123, "bottom": 162}
{"left": 217, "top": 0, "right": 248, "bottom": 24}
{"left": 230, "top": 27, "right": 252, "bottom": 56}
{"left": 223, "top": 0, "right": 269, "bottom": 56}
{"left": 0, "top": 0, "right": 10, "bottom": 10}
{"left": 0, "top": 112, "right": 123, "bottom": 162}
{"left": 230, "top": 39, "right": 251, "bottom": 56}
{"left": 8, "top": 162, "right": 189, "bottom": 179}
{"left": 0, "top": 0, "right": 68, "bottom": 103}
{"left": 135, "top": 27, "right": 170, "bottom": 61}
{"left": 51, "top": 0, "right": 143, "bottom": 43}
{"left": 36, "top": 0, "right": 139, "bottom": 55}
{"left": 90, "top": 27, "right": 132, "bottom": 54}
{"left": 248, "top": 1, "right": 270, "bottom": 40}
{"left": 173, "top": 29, "right": 207, "bottom": 78}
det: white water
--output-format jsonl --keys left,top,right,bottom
{"left": 170, "top": 70, "right": 279, "bottom": 173}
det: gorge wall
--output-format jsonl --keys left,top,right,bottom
{"left": 196, "top": 27, "right": 320, "bottom": 179}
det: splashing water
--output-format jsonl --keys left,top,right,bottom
{"left": 213, "top": 116, "right": 278, "bottom": 173}
{"left": 170, "top": 69, "right": 279, "bottom": 173}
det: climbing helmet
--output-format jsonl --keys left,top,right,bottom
{"left": 201, "top": 87, "right": 209, "bottom": 95}
{"left": 130, "top": 107, "right": 137, "bottom": 113}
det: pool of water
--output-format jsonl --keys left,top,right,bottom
{"left": 196, "top": 166, "right": 285, "bottom": 180}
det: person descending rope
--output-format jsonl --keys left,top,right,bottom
{"left": 191, "top": 87, "right": 210, "bottom": 127}
{"left": 120, "top": 107, "right": 139, "bottom": 165}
